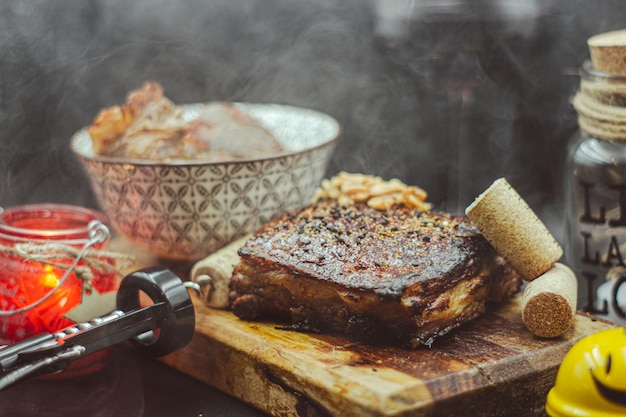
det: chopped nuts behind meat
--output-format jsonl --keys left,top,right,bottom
{"left": 368, "top": 194, "right": 402, "bottom": 211}
{"left": 340, "top": 183, "right": 370, "bottom": 194}
{"left": 337, "top": 194, "right": 354, "bottom": 207}
{"left": 351, "top": 192, "right": 370, "bottom": 202}
{"left": 313, "top": 172, "right": 431, "bottom": 212}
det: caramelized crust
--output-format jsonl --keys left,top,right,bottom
{"left": 230, "top": 201, "right": 522, "bottom": 347}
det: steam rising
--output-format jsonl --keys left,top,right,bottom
{"left": 0, "top": 0, "right": 625, "bottom": 221}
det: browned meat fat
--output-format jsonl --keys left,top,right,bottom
{"left": 230, "top": 200, "right": 522, "bottom": 348}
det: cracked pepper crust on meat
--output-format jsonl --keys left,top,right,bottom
{"left": 229, "top": 200, "right": 522, "bottom": 348}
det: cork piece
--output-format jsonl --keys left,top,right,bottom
{"left": 588, "top": 29, "right": 626, "bottom": 74}
{"left": 522, "top": 263, "right": 577, "bottom": 338}
{"left": 465, "top": 178, "right": 562, "bottom": 280}
{"left": 191, "top": 234, "right": 252, "bottom": 309}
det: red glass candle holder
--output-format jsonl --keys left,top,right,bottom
{"left": 0, "top": 203, "right": 119, "bottom": 376}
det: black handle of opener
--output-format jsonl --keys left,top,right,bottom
{"left": 116, "top": 266, "right": 195, "bottom": 357}
{"left": 0, "top": 267, "right": 195, "bottom": 391}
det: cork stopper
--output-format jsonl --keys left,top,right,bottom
{"left": 522, "top": 263, "right": 577, "bottom": 338}
{"left": 465, "top": 178, "right": 562, "bottom": 280}
{"left": 588, "top": 29, "right": 626, "bottom": 74}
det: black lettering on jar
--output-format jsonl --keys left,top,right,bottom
{"left": 582, "top": 270, "right": 607, "bottom": 314}
{"left": 602, "top": 236, "right": 626, "bottom": 268}
{"left": 609, "top": 184, "right": 626, "bottom": 227}
{"left": 611, "top": 274, "right": 626, "bottom": 319}
{"left": 579, "top": 180, "right": 606, "bottom": 224}
{"left": 581, "top": 231, "right": 600, "bottom": 265}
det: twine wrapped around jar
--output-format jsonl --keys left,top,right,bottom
{"left": 0, "top": 241, "right": 135, "bottom": 290}
{"left": 572, "top": 62, "right": 626, "bottom": 141}
{"left": 0, "top": 220, "right": 135, "bottom": 316}
{"left": 573, "top": 29, "right": 626, "bottom": 141}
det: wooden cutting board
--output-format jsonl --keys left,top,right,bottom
{"left": 160, "top": 294, "right": 615, "bottom": 417}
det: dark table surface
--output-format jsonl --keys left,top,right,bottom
{"left": 0, "top": 346, "right": 267, "bottom": 417}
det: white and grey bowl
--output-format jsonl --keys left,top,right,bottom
{"left": 70, "top": 103, "right": 341, "bottom": 261}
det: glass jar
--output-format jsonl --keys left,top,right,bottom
{"left": 565, "top": 61, "right": 626, "bottom": 323}
{"left": 0, "top": 203, "right": 118, "bottom": 374}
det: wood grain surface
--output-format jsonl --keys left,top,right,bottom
{"left": 160, "top": 294, "right": 615, "bottom": 417}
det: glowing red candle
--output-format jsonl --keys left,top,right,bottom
{"left": 0, "top": 204, "right": 118, "bottom": 374}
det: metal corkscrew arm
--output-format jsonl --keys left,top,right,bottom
{"left": 0, "top": 266, "right": 195, "bottom": 391}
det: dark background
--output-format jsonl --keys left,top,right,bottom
{"left": 1, "top": 0, "right": 626, "bottom": 243}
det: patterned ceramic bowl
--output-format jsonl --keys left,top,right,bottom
{"left": 70, "top": 103, "right": 341, "bottom": 261}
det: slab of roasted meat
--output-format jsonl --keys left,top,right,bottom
{"left": 230, "top": 200, "right": 522, "bottom": 348}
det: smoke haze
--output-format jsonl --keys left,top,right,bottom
{"left": 1, "top": 0, "right": 626, "bottom": 235}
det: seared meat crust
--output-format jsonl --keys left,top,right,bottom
{"left": 230, "top": 201, "right": 522, "bottom": 347}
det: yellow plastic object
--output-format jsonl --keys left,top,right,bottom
{"left": 546, "top": 327, "right": 626, "bottom": 416}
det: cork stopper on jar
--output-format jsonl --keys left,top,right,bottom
{"left": 588, "top": 29, "right": 626, "bottom": 74}
{"left": 465, "top": 178, "right": 563, "bottom": 280}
